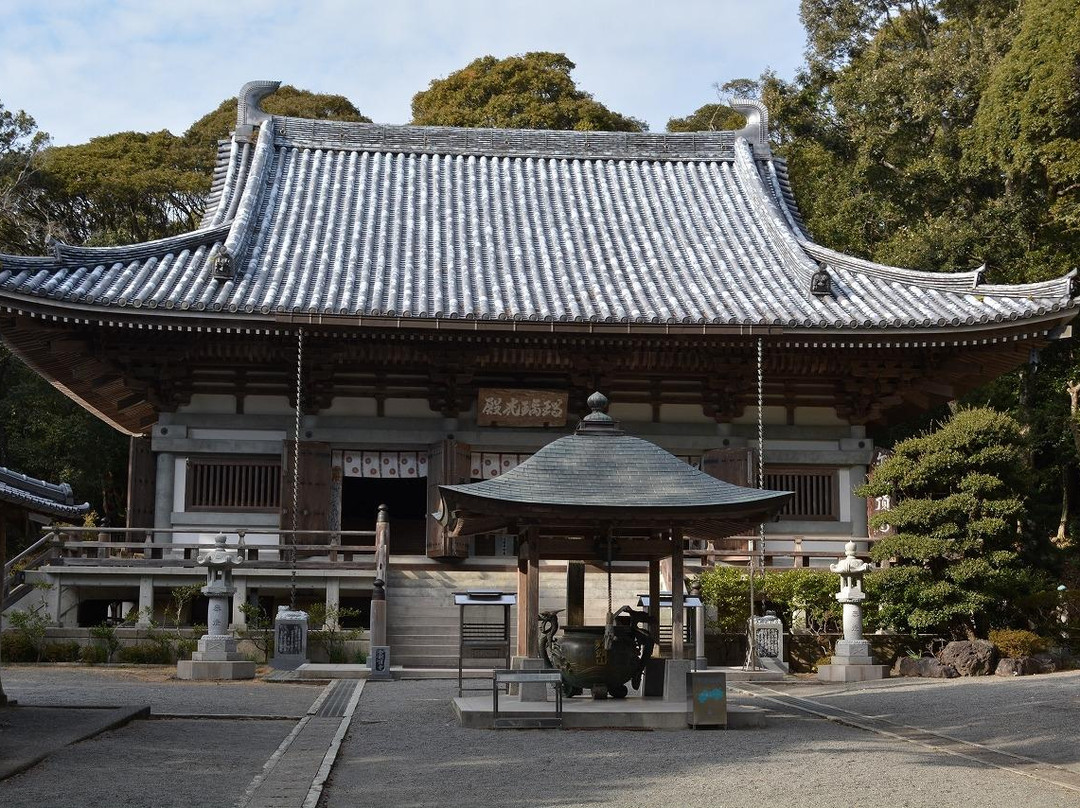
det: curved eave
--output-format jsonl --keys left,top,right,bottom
{"left": 439, "top": 486, "right": 792, "bottom": 544}
{"left": 0, "top": 290, "right": 1075, "bottom": 344}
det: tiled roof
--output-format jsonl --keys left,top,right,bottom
{"left": 0, "top": 466, "right": 90, "bottom": 520}
{"left": 440, "top": 395, "right": 791, "bottom": 540}
{"left": 1, "top": 89, "right": 1075, "bottom": 332}
{"left": 443, "top": 405, "right": 792, "bottom": 512}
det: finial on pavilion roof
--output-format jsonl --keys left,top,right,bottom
{"left": 577, "top": 391, "right": 622, "bottom": 434}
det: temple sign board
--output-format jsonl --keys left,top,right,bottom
{"left": 477, "top": 389, "right": 568, "bottom": 428}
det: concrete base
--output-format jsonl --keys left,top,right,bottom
{"left": 816, "top": 664, "right": 890, "bottom": 682}
{"left": 662, "top": 659, "right": 692, "bottom": 702}
{"left": 176, "top": 659, "right": 256, "bottom": 680}
{"left": 454, "top": 693, "right": 767, "bottom": 730}
{"left": 513, "top": 657, "right": 550, "bottom": 702}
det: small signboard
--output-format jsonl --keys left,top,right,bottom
{"left": 369, "top": 646, "right": 391, "bottom": 679}
{"left": 687, "top": 671, "right": 727, "bottom": 728}
{"left": 477, "top": 388, "right": 568, "bottom": 427}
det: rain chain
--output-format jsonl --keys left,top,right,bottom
{"left": 290, "top": 327, "right": 304, "bottom": 610}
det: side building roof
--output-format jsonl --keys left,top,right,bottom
{"left": 0, "top": 466, "right": 90, "bottom": 520}
{"left": 0, "top": 80, "right": 1076, "bottom": 336}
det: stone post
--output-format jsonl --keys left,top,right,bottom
{"left": 177, "top": 534, "right": 255, "bottom": 680}
{"left": 817, "top": 541, "right": 889, "bottom": 682}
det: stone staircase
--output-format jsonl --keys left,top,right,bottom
{"left": 385, "top": 564, "right": 662, "bottom": 668}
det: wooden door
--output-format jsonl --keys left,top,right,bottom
{"left": 281, "top": 441, "right": 332, "bottom": 545}
{"left": 426, "top": 439, "right": 471, "bottom": 559}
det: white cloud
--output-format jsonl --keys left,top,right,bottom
{"left": 0, "top": 0, "right": 806, "bottom": 144}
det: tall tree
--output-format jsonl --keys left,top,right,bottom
{"left": 666, "top": 104, "right": 744, "bottom": 133}
{"left": 0, "top": 100, "right": 51, "bottom": 253}
{"left": 411, "top": 52, "right": 644, "bottom": 131}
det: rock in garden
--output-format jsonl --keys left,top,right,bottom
{"left": 995, "top": 657, "right": 1041, "bottom": 676}
{"left": 940, "top": 640, "right": 997, "bottom": 676}
{"left": 896, "top": 657, "right": 922, "bottom": 677}
{"left": 917, "top": 657, "right": 959, "bottom": 678}
{"left": 1033, "top": 653, "right": 1057, "bottom": 674}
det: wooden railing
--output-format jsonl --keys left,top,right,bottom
{"left": 3, "top": 533, "right": 59, "bottom": 610}
{"left": 31, "top": 526, "right": 382, "bottom": 569}
{"left": 687, "top": 534, "right": 875, "bottom": 567}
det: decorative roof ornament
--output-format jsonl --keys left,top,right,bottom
{"left": 1070, "top": 273, "right": 1080, "bottom": 299}
{"left": 577, "top": 391, "right": 622, "bottom": 434}
{"left": 211, "top": 246, "right": 234, "bottom": 281}
{"left": 235, "top": 80, "right": 282, "bottom": 141}
{"left": 729, "top": 98, "right": 770, "bottom": 149}
{"left": 811, "top": 261, "right": 834, "bottom": 298}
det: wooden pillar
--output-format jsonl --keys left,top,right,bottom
{"left": 516, "top": 537, "right": 528, "bottom": 657}
{"left": 566, "top": 561, "right": 585, "bottom": 626}
{"left": 515, "top": 528, "right": 541, "bottom": 657}
{"left": 648, "top": 554, "right": 661, "bottom": 654}
{"left": 526, "top": 529, "right": 540, "bottom": 657}
{"left": 671, "top": 529, "right": 685, "bottom": 659}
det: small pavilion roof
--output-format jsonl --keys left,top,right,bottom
{"left": 439, "top": 393, "right": 791, "bottom": 542}
{"left": 0, "top": 466, "right": 90, "bottom": 520}
{"left": 0, "top": 81, "right": 1075, "bottom": 337}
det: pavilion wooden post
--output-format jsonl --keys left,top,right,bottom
{"left": 516, "top": 527, "right": 540, "bottom": 657}
{"left": 566, "top": 560, "right": 585, "bottom": 626}
{"left": 648, "top": 554, "right": 661, "bottom": 653}
{"left": 671, "top": 529, "right": 685, "bottom": 659}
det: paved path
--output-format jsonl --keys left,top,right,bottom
{"left": 1, "top": 665, "right": 1078, "bottom": 807}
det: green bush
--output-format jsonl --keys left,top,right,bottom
{"left": 0, "top": 629, "right": 38, "bottom": 662}
{"left": 41, "top": 641, "right": 81, "bottom": 662}
{"left": 989, "top": 628, "right": 1048, "bottom": 658}
{"left": 89, "top": 622, "right": 121, "bottom": 663}
{"left": 117, "top": 643, "right": 173, "bottom": 664}
{"left": 696, "top": 566, "right": 750, "bottom": 632}
{"left": 81, "top": 644, "right": 108, "bottom": 664}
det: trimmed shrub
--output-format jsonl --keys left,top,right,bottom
{"left": 41, "top": 641, "right": 81, "bottom": 662}
{"left": 81, "top": 644, "right": 108, "bottom": 664}
{"left": 0, "top": 630, "right": 38, "bottom": 662}
{"left": 117, "top": 643, "right": 174, "bottom": 664}
{"left": 989, "top": 628, "right": 1047, "bottom": 659}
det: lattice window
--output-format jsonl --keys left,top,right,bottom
{"left": 186, "top": 458, "right": 281, "bottom": 511}
{"left": 765, "top": 467, "right": 839, "bottom": 521}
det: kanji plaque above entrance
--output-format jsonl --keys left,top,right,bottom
{"left": 477, "top": 388, "right": 568, "bottom": 428}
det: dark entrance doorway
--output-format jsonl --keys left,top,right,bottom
{"left": 342, "top": 477, "right": 427, "bottom": 554}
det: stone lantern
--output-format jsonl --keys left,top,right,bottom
{"left": 177, "top": 534, "right": 255, "bottom": 680}
{"left": 816, "top": 541, "right": 888, "bottom": 682}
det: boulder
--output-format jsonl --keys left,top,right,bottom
{"left": 917, "top": 657, "right": 959, "bottom": 678}
{"left": 995, "top": 657, "right": 1041, "bottom": 677}
{"left": 896, "top": 657, "right": 921, "bottom": 677}
{"left": 1033, "top": 653, "right": 1057, "bottom": 674}
{"left": 940, "top": 640, "right": 997, "bottom": 676}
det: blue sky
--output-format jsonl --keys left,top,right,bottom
{"left": 1, "top": 0, "right": 807, "bottom": 146}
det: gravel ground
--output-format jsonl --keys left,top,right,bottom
{"left": 1, "top": 664, "right": 322, "bottom": 716}
{"left": 1, "top": 667, "right": 1078, "bottom": 808}
{"left": 324, "top": 677, "right": 1080, "bottom": 808}
{"left": 763, "top": 672, "right": 1080, "bottom": 771}
{"left": 0, "top": 717, "right": 289, "bottom": 808}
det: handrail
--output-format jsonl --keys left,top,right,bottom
{"left": 3, "top": 533, "right": 55, "bottom": 577}
{"left": 40, "top": 527, "right": 378, "bottom": 537}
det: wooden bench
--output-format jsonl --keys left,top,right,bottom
{"left": 491, "top": 669, "right": 564, "bottom": 729}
